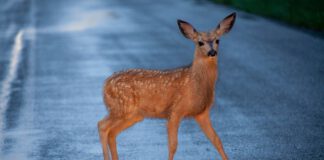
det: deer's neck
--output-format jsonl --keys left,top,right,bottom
{"left": 190, "top": 49, "right": 218, "bottom": 92}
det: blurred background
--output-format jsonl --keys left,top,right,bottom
{"left": 0, "top": 0, "right": 323, "bottom": 159}
{"left": 213, "top": 0, "right": 324, "bottom": 31}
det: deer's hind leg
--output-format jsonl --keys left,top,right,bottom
{"left": 98, "top": 116, "right": 123, "bottom": 160}
{"left": 167, "top": 114, "right": 183, "bottom": 160}
{"left": 108, "top": 114, "right": 144, "bottom": 160}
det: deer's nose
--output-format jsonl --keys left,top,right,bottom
{"left": 208, "top": 50, "right": 217, "bottom": 57}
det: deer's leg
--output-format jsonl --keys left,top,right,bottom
{"left": 108, "top": 114, "right": 144, "bottom": 160}
{"left": 195, "top": 110, "right": 228, "bottom": 160}
{"left": 98, "top": 116, "right": 115, "bottom": 160}
{"left": 167, "top": 115, "right": 182, "bottom": 160}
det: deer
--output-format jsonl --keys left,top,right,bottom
{"left": 98, "top": 12, "right": 236, "bottom": 160}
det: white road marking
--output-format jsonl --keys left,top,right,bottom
{"left": 0, "top": 30, "right": 24, "bottom": 153}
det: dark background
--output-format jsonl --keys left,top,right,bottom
{"left": 213, "top": 0, "right": 324, "bottom": 31}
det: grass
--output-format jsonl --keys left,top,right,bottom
{"left": 212, "top": 0, "right": 324, "bottom": 31}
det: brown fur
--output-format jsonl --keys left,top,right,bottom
{"left": 98, "top": 13, "right": 236, "bottom": 160}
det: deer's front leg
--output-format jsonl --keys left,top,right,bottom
{"left": 167, "top": 115, "right": 182, "bottom": 160}
{"left": 195, "top": 110, "right": 228, "bottom": 160}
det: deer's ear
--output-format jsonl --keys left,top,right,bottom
{"left": 215, "top": 12, "right": 236, "bottom": 36}
{"left": 177, "top": 19, "right": 198, "bottom": 40}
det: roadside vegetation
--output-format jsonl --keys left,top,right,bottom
{"left": 212, "top": 0, "right": 324, "bottom": 32}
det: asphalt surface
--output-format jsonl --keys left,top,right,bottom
{"left": 0, "top": 0, "right": 324, "bottom": 159}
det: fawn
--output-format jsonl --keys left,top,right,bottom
{"left": 98, "top": 12, "right": 236, "bottom": 160}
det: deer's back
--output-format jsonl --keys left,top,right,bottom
{"left": 103, "top": 68, "right": 190, "bottom": 118}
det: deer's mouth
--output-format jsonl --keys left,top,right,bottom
{"left": 207, "top": 50, "right": 217, "bottom": 57}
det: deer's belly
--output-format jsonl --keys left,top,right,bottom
{"left": 136, "top": 92, "right": 175, "bottom": 118}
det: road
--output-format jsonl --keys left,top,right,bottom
{"left": 0, "top": 0, "right": 323, "bottom": 159}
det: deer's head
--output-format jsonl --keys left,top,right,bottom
{"left": 177, "top": 13, "right": 236, "bottom": 58}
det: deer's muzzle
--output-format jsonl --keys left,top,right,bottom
{"left": 208, "top": 50, "right": 217, "bottom": 57}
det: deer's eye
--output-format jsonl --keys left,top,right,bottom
{"left": 198, "top": 41, "right": 204, "bottom": 46}
{"left": 215, "top": 39, "right": 220, "bottom": 44}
